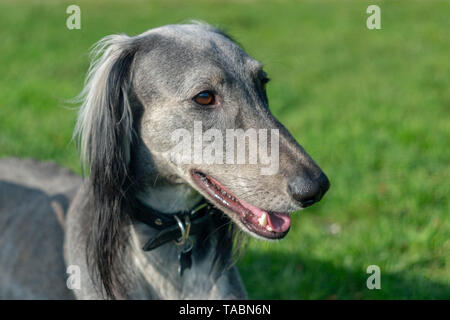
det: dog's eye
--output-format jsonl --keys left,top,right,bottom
{"left": 193, "top": 91, "right": 216, "bottom": 106}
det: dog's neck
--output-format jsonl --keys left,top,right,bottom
{"left": 128, "top": 220, "right": 246, "bottom": 299}
{"left": 128, "top": 182, "right": 245, "bottom": 299}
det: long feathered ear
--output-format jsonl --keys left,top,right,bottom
{"left": 74, "top": 34, "right": 138, "bottom": 299}
{"left": 75, "top": 34, "right": 137, "bottom": 170}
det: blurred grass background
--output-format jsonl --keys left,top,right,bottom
{"left": 0, "top": 0, "right": 449, "bottom": 299}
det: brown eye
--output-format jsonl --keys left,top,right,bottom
{"left": 193, "top": 91, "right": 216, "bottom": 106}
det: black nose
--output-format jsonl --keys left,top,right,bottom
{"left": 288, "top": 172, "right": 330, "bottom": 207}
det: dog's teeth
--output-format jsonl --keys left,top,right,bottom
{"left": 266, "top": 225, "right": 273, "bottom": 232}
{"left": 258, "top": 213, "right": 267, "bottom": 227}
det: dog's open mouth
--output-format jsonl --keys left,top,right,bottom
{"left": 191, "top": 171, "right": 291, "bottom": 239}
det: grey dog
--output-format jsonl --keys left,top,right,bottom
{"left": 0, "top": 22, "right": 329, "bottom": 299}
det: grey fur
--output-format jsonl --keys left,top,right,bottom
{"left": 0, "top": 158, "right": 81, "bottom": 299}
{"left": 0, "top": 22, "right": 328, "bottom": 299}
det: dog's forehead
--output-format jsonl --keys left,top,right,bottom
{"left": 149, "top": 24, "right": 242, "bottom": 55}
{"left": 136, "top": 24, "right": 262, "bottom": 76}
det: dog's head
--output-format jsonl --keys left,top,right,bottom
{"left": 76, "top": 22, "right": 329, "bottom": 242}
{"left": 75, "top": 22, "right": 329, "bottom": 298}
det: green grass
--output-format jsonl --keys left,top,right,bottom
{"left": 0, "top": 0, "right": 449, "bottom": 299}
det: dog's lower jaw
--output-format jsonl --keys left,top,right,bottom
{"left": 137, "top": 183, "right": 202, "bottom": 214}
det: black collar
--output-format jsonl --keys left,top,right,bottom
{"left": 132, "top": 198, "right": 219, "bottom": 251}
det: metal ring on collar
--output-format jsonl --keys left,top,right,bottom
{"left": 174, "top": 214, "right": 191, "bottom": 246}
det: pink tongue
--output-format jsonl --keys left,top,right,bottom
{"left": 267, "top": 212, "right": 291, "bottom": 232}
{"left": 240, "top": 201, "right": 291, "bottom": 233}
